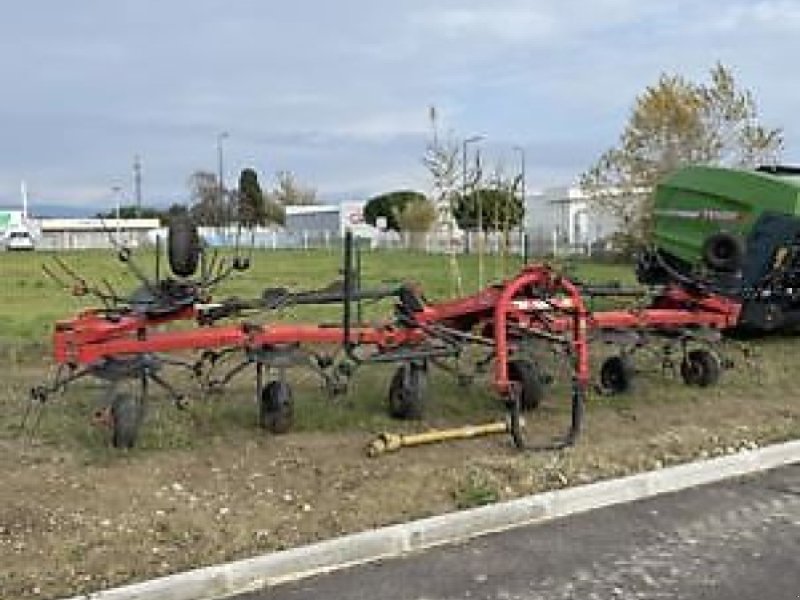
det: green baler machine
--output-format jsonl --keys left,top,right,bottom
{"left": 638, "top": 164, "right": 800, "bottom": 331}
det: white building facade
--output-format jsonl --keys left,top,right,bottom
{"left": 37, "top": 218, "right": 161, "bottom": 250}
{"left": 525, "top": 186, "right": 621, "bottom": 253}
{"left": 284, "top": 202, "right": 376, "bottom": 239}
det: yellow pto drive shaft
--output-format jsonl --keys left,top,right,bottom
{"left": 366, "top": 420, "right": 517, "bottom": 457}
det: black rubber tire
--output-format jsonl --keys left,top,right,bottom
{"left": 702, "top": 232, "right": 745, "bottom": 273}
{"left": 388, "top": 363, "right": 426, "bottom": 420}
{"left": 680, "top": 349, "right": 721, "bottom": 387}
{"left": 599, "top": 355, "right": 635, "bottom": 395}
{"left": 110, "top": 391, "right": 143, "bottom": 449}
{"left": 508, "top": 359, "right": 545, "bottom": 411}
{"left": 259, "top": 381, "right": 294, "bottom": 434}
{"left": 635, "top": 250, "right": 669, "bottom": 286}
{"left": 168, "top": 215, "right": 201, "bottom": 278}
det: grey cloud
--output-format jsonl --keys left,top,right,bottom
{"left": 0, "top": 0, "right": 798, "bottom": 211}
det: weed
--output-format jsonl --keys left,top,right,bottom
{"left": 453, "top": 467, "right": 500, "bottom": 509}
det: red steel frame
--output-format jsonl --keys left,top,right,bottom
{"left": 55, "top": 317, "right": 427, "bottom": 366}
{"left": 51, "top": 264, "right": 743, "bottom": 406}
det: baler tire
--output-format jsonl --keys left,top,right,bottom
{"left": 680, "top": 349, "right": 721, "bottom": 387}
{"left": 702, "top": 232, "right": 745, "bottom": 273}
{"left": 168, "top": 215, "right": 201, "bottom": 278}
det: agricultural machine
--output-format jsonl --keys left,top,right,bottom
{"left": 28, "top": 212, "right": 748, "bottom": 452}
{"left": 638, "top": 164, "right": 800, "bottom": 332}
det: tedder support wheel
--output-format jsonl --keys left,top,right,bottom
{"left": 110, "top": 391, "right": 144, "bottom": 449}
{"left": 680, "top": 349, "right": 721, "bottom": 387}
{"left": 388, "top": 362, "right": 426, "bottom": 420}
{"left": 600, "top": 355, "right": 635, "bottom": 395}
{"left": 508, "top": 359, "right": 545, "bottom": 411}
{"left": 168, "top": 215, "right": 201, "bottom": 278}
{"left": 259, "top": 381, "right": 294, "bottom": 434}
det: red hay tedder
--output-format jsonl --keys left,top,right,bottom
{"left": 27, "top": 218, "right": 746, "bottom": 451}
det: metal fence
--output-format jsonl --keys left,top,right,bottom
{"left": 199, "top": 228, "right": 606, "bottom": 257}
{"left": 35, "top": 230, "right": 151, "bottom": 251}
{"left": 30, "top": 227, "right": 611, "bottom": 258}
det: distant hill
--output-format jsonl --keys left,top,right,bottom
{"left": 29, "top": 204, "right": 94, "bottom": 218}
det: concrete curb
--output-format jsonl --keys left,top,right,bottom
{"left": 66, "top": 439, "right": 800, "bottom": 600}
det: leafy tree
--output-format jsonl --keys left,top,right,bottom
{"left": 453, "top": 186, "right": 523, "bottom": 231}
{"left": 394, "top": 197, "right": 437, "bottom": 232}
{"left": 264, "top": 200, "right": 285, "bottom": 226}
{"left": 363, "top": 190, "right": 427, "bottom": 231}
{"left": 161, "top": 203, "right": 190, "bottom": 226}
{"left": 395, "top": 197, "right": 437, "bottom": 250}
{"left": 237, "top": 168, "right": 266, "bottom": 226}
{"left": 95, "top": 203, "right": 189, "bottom": 226}
{"left": 95, "top": 205, "right": 163, "bottom": 220}
{"left": 581, "top": 63, "right": 783, "bottom": 249}
{"left": 268, "top": 170, "right": 318, "bottom": 206}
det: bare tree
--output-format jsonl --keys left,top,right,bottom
{"left": 422, "top": 107, "right": 466, "bottom": 294}
{"left": 268, "top": 170, "right": 318, "bottom": 206}
{"left": 188, "top": 170, "right": 231, "bottom": 226}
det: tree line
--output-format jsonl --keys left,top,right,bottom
{"left": 101, "top": 62, "right": 782, "bottom": 251}
{"left": 97, "top": 169, "right": 319, "bottom": 226}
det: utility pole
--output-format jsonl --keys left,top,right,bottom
{"left": 133, "top": 155, "right": 142, "bottom": 217}
{"left": 20, "top": 181, "right": 28, "bottom": 221}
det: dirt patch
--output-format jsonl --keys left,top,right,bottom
{"left": 1, "top": 344, "right": 799, "bottom": 599}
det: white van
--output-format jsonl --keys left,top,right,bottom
{"left": 4, "top": 229, "right": 35, "bottom": 251}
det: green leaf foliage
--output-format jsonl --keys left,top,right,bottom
{"left": 453, "top": 187, "right": 523, "bottom": 232}
{"left": 237, "top": 167, "right": 266, "bottom": 226}
{"left": 363, "top": 190, "right": 427, "bottom": 231}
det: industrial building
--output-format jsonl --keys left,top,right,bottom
{"left": 525, "top": 186, "right": 621, "bottom": 253}
{"left": 36, "top": 218, "right": 161, "bottom": 250}
{"left": 284, "top": 202, "right": 376, "bottom": 238}
{"left": 0, "top": 209, "right": 26, "bottom": 233}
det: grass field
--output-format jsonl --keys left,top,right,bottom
{"left": 0, "top": 247, "right": 638, "bottom": 443}
{"left": 0, "top": 247, "right": 635, "bottom": 343}
{"left": 0, "top": 247, "right": 798, "bottom": 599}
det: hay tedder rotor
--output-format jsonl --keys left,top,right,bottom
{"left": 27, "top": 217, "right": 747, "bottom": 452}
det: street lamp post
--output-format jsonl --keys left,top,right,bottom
{"left": 462, "top": 135, "right": 484, "bottom": 286}
{"left": 513, "top": 145, "right": 527, "bottom": 263}
{"left": 216, "top": 131, "right": 229, "bottom": 227}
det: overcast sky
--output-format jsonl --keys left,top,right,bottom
{"left": 1, "top": 0, "right": 798, "bottom": 213}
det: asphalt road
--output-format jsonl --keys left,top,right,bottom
{"left": 235, "top": 463, "right": 800, "bottom": 600}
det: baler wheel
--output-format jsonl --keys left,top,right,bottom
{"left": 259, "top": 380, "right": 294, "bottom": 434}
{"left": 702, "top": 232, "right": 745, "bottom": 273}
{"left": 680, "top": 349, "right": 721, "bottom": 387}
